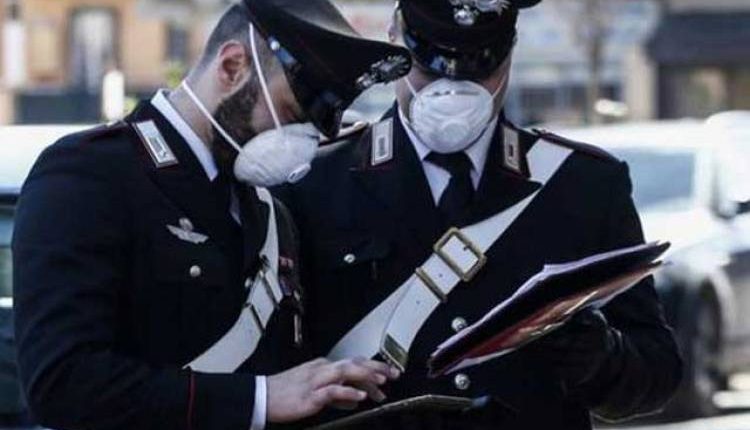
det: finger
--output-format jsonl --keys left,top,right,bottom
{"left": 312, "top": 385, "right": 367, "bottom": 408}
{"left": 353, "top": 357, "right": 401, "bottom": 380}
{"left": 351, "top": 381, "right": 387, "bottom": 403}
{"left": 313, "top": 360, "right": 387, "bottom": 388}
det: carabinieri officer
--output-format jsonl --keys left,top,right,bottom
{"left": 12, "top": 1, "right": 411, "bottom": 429}
{"left": 274, "top": 0, "right": 682, "bottom": 428}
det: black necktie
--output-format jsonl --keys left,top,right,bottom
{"left": 426, "top": 151, "right": 475, "bottom": 225}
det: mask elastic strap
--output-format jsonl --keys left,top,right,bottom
{"left": 491, "top": 79, "right": 505, "bottom": 98}
{"left": 181, "top": 80, "right": 243, "bottom": 153}
{"left": 491, "top": 54, "right": 513, "bottom": 99}
{"left": 249, "top": 24, "right": 283, "bottom": 131}
{"left": 404, "top": 76, "right": 419, "bottom": 98}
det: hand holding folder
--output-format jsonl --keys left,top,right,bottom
{"left": 428, "top": 242, "right": 670, "bottom": 377}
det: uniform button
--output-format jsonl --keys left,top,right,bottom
{"left": 343, "top": 253, "right": 357, "bottom": 264}
{"left": 189, "top": 265, "right": 202, "bottom": 278}
{"left": 454, "top": 373, "right": 471, "bottom": 391}
{"left": 451, "top": 317, "right": 468, "bottom": 333}
{"left": 244, "top": 278, "right": 253, "bottom": 289}
{"left": 179, "top": 217, "right": 194, "bottom": 232}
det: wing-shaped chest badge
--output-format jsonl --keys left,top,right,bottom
{"left": 167, "top": 218, "right": 208, "bottom": 245}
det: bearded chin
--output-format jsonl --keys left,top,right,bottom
{"left": 212, "top": 81, "right": 259, "bottom": 176}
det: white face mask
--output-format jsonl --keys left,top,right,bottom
{"left": 405, "top": 77, "right": 504, "bottom": 154}
{"left": 181, "top": 24, "right": 319, "bottom": 188}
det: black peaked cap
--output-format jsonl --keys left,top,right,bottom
{"left": 399, "top": 0, "right": 542, "bottom": 80}
{"left": 242, "top": 0, "right": 412, "bottom": 138}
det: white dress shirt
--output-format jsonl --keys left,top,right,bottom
{"left": 398, "top": 108, "right": 498, "bottom": 204}
{"left": 151, "top": 91, "right": 268, "bottom": 430}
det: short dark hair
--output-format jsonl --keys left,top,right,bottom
{"left": 194, "top": 4, "right": 278, "bottom": 76}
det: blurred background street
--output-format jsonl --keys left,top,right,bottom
{"left": 0, "top": 0, "right": 746, "bottom": 126}
{"left": 1, "top": 0, "right": 749, "bottom": 428}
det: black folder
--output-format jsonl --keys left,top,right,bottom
{"left": 307, "top": 395, "right": 474, "bottom": 430}
{"left": 428, "top": 241, "right": 670, "bottom": 377}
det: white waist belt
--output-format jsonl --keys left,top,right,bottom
{"left": 328, "top": 139, "right": 573, "bottom": 371}
{"left": 186, "top": 187, "right": 281, "bottom": 373}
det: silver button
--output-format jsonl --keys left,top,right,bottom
{"left": 451, "top": 317, "right": 468, "bottom": 333}
{"left": 343, "top": 253, "right": 357, "bottom": 264}
{"left": 454, "top": 373, "right": 471, "bottom": 391}
{"left": 244, "top": 277, "right": 253, "bottom": 289}
{"left": 269, "top": 39, "right": 281, "bottom": 51}
{"left": 179, "top": 217, "right": 194, "bottom": 232}
{"left": 189, "top": 265, "right": 202, "bottom": 278}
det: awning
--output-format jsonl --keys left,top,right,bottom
{"left": 647, "top": 12, "right": 750, "bottom": 66}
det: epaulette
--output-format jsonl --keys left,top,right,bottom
{"left": 532, "top": 128, "right": 619, "bottom": 163}
{"left": 79, "top": 121, "right": 130, "bottom": 143}
{"left": 316, "top": 121, "right": 370, "bottom": 157}
{"left": 368, "top": 118, "right": 395, "bottom": 167}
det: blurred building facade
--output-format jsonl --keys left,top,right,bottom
{"left": 633, "top": 0, "right": 750, "bottom": 120}
{"left": 0, "top": 0, "right": 746, "bottom": 126}
{"left": 508, "top": 0, "right": 660, "bottom": 125}
{"left": 0, "top": 0, "right": 225, "bottom": 124}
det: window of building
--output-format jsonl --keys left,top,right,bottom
{"left": 69, "top": 7, "right": 118, "bottom": 92}
{"left": 662, "top": 67, "right": 728, "bottom": 118}
{"left": 5, "top": 0, "right": 20, "bottom": 21}
{"left": 166, "top": 23, "right": 189, "bottom": 64}
{"left": 512, "top": 83, "right": 621, "bottom": 124}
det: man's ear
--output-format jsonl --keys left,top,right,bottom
{"left": 216, "top": 41, "right": 250, "bottom": 92}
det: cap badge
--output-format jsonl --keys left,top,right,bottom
{"left": 356, "top": 55, "right": 411, "bottom": 91}
{"left": 449, "top": 0, "right": 512, "bottom": 26}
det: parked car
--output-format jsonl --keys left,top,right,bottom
{"left": 556, "top": 112, "right": 750, "bottom": 418}
{"left": 0, "top": 124, "right": 86, "bottom": 425}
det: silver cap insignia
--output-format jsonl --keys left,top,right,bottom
{"left": 449, "top": 0, "right": 512, "bottom": 26}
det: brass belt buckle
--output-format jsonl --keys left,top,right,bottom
{"left": 434, "top": 227, "right": 487, "bottom": 282}
{"left": 380, "top": 334, "right": 408, "bottom": 373}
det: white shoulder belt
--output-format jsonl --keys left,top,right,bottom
{"left": 186, "top": 187, "right": 282, "bottom": 373}
{"left": 328, "top": 137, "right": 573, "bottom": 371}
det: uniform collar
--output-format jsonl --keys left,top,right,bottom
{"left": 151, "top": 89, "right": 219, "bottom": 181}
{"left": 397, "top": 106, "right": 498, "bottom": 176}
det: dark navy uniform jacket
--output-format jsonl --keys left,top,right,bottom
{"left": 12, "top": 101, "right": 305, "bottom": 430}
{"left": 275, "top": 109, "right": 682, "bottom": 429}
